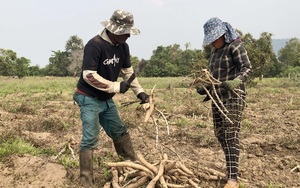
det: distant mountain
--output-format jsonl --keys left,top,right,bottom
{"left": 272, "top": 38, "right": 290, "bottom": 56}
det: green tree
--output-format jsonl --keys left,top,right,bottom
{"left": 278, "top": 38, "right": 300, "bottom": 67}
{"left": 144, "top": 45, "right": 175, "bottom": 77}
{"left": 28, "top": 65, "right": 42, "bottom": 76}
{"left": 130, "top": 56, "right": 139, "bottom": 72}
{"left": 0, "top": 48, "right": 31, "bottom": 77}
{"left": 65, "top": 35, "right": 84, "bottom": 52}
{"left": 65, "top": 35, "right": 85, "bottom": 76}
{"left": 44, "top": 35, "right": 85, "bottom": 76}
{"left": 15, "top": 57, "right": 31, "bottom": 78}
{"left": 144, "top": 44, "right": 207, "bottom": 77}
{"left": 180, "top": 44, "right": 208, "bottom": 76}
{"left": 129, "top": 55, "right": 146, "bottom": 77}
{"left": 192, "top": 49, "right": 209, "bottom": 71}
{"left": 45, "top": 50, "right": 71, "bottom": 76}
{"left": 263, "top": 61, "right": 285, "bottom": 78}
{"left": 0, "top": 49, "right": 16, "bottom": 76}
{"left": 67, "top": 49, "right": 83, "bottom": 76}
{"left": 179, "top": 43, "right": 196, "bottom": 76}
{"left": 279, "top": 65, "right": 300, "bottom": 78}
{"left": 241, "top": 32, "right": 277, "bottom": 77}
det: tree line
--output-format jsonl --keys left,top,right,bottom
{"left": 0, "top": 32, "right": 299, "bottom": 78}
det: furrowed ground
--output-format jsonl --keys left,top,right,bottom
{"left": 0, "top": 76, "right": 299, "bottom": 188}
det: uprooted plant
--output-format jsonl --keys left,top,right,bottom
{"left": 188, "top": 69, "right": 246, "bottom": 124}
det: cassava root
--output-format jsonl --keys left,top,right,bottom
{"left": 104, "top": 152, "right": 227, "bottom": 187}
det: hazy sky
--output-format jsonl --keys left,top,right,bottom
{"left": 1, "top": 0, "right": 300, "bottom": 67}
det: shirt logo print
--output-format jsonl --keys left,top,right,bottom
{"left": 103, "top": 54, "right": 120, "bottom": 67}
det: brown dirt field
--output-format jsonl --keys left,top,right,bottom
{"left": 0, "top": 84, "right": 299, "bottom": 188}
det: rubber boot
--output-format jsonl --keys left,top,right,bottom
{"left": 79, "top": 150, "right": 94, "bottom": 188}
{"left": 113, "top": 133, "right": 136, "bottom": 161}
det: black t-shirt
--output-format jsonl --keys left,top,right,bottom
{"left": 77, "top": 35, "right": 131, "bottom": 100}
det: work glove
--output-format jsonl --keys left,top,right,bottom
{"left": 137, "top": 92, "right": 149, "bottom": 104}
{"left": 196, "top": 85, "right": 209, "bottom": 95}
{"left": 202, "top": 95, "right": 211, "bottom": 102}
{"left": 120, "top": 81, "right": 130, "bottom": 94}
{"left": 196, "top": 86, "right": 206, "bottom": 95}
{"left": 221, "top": 78, "right": 242, "bottom": 90}
{"left": 196, "top": 85, "right": 211, "bottom": 102}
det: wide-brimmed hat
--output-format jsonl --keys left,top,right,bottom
{"left": 101, "top": 10, "right": 140, "bottom": 35}
{"left": 202, "top": 17, "right": 226, "bottom": 47}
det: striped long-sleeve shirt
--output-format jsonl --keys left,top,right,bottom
{"left": 208, "top": 39, "right": 253, "bottom": 101}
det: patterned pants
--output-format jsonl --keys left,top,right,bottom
{"left": 212, "top": 94, "right": 245, "bottom": 180}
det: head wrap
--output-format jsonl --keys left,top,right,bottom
{"left": 203, "top": 17, "right": 239, "bottom": 47}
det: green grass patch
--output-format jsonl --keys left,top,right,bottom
{"left": 57, "top": 155, "right": 79, "bottom": 168}
{"left": 266, "top": 183, "right": 285, "bottom": 188}
{"left": 0, "top": 137, "right": 54, "bottom": 161}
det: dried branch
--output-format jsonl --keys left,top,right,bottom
{"left": 291, "top": 165, "right": 300, "bottom": 173}
{"left": 155, "top": 107, "right": 170, "bottom": 135}
{"left": 144, "top": 85, "right": 156, "bottom": 122}
{"left": 188, "top": 69, "right": 235, "bottom": 124}
{"left": 55, "top": 142, "right": 76, "bottom": 160}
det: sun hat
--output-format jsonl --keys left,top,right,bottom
{"left": 202, "top": 17, "right": 238, "bottom": 47}
{"left": 101, "top": 10, "right": 140, "bottom": 35}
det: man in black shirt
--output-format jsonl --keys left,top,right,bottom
{"left": 73, "top": 10, "right": 149, "bottom": 187}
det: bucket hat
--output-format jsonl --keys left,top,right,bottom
{"left": 101, "top": 10, "right": 140, "bottom": 35}
{"left": 202, "top": 17, "right": 238, "bottom": 47}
